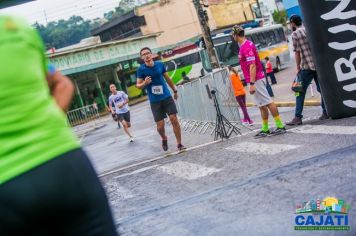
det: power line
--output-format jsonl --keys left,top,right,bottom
{"left": 28, "top": 2, "right": 119, "bottom": 21}
{"left": 41, "top": 2, "right": 118, "bottom": 17}
{"left": 7, "top": 0, "right": 121, "bottom": 25}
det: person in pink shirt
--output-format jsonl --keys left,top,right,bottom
{"left": 232, "top": 25, "right": 285, "bottom": 137}
{"left": 265, "top": 57, "right": 277, "bottom": 84}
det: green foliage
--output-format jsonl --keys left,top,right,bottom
{"left": 104, "top": 6, "right": 127, "bottom": 21}
{"left": 272, "top": 10, "right": 288, "bottom": 26}
{"left": 33, "top": 1, "right": 157, "bottom": 49}
{"left": 34, "top": 16, "right": 92, "bottom": 49}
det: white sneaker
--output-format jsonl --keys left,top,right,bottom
{"left": 129, "top": 136, "right": 134, "bottom": 142}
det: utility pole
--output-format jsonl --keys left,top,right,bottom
{"left": 192, "top": 0, "right": 219, "bottom": 69}
{"left": 43, "top": 10, "right": 48, "bottom": 25}
{"left": 256, "top": 0, "right": 263, "bottom": 18}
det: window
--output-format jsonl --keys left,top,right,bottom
{"left": 256, "top": 33, "right": 267, "bottom": 48}
{"left": 165, "top": 52, "right": 201, "bottom": 71}
{"left": 215, "top": 42, "right": 239, "bottom": 66}
{"left": 213, "top": 35, "right": 233, "bottom": 46}
{"left": 266, "top": 31, "right": 277, "bottom": 46}
{"left": 278, "top": 28, "right": 286, "bottom": 42}
{"left": 273, "top": 29, "right": 282, "bottom": 43}
{"left": 251, "top": 33, "right": 259, "bottom": 45}
{"left": 199, "top": 50, "right": 212, "bottom": 72}
{"left": 164, "top": 61, "right": 175, "bottom": 71}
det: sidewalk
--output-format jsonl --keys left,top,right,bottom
{"left": 245, "top": 61, "right": 321, "bottom": 107}
{"left": 103, "top": 115, "right": 356, "bottom": 235}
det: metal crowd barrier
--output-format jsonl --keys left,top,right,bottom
{"left": 176, "top": 68, "right": 250, "bottom": 135}
{"left": 67, "top": 105, "right": 103, "bottom": 136}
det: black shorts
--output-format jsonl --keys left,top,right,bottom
{"left": 111, "top": 113, "right": 118, "bottom": 121}
{"left": 150, "top": 96, "right": 178, "bottom": 122}
{"left": 116, "top": 111, "right": 130, "bottom": 122}
{"left": 0, "top": 149, "right": 117, "bottom": 236}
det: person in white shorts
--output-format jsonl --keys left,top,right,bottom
{"left": 232, "top": 25, "right": 286, "bottom": 137}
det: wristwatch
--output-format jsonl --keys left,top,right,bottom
{"left": 250, "top": 82, "right": 255, "bottom": 85}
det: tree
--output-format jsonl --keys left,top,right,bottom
{"left": 103, "top": 6, "right": 129, "bottom": 21}
{"left": 34, "top": 16, "right": 93, "bottom": 49}
{"left": 272, "top": 10, "right": 288, "bottom": 26}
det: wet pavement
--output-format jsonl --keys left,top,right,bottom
{"left": 78, "top": 61, "right": 355, "bottom": 235}
{"left": 100, "top": 113, "right": 356, "bottom": 236}
{"left": 82, "top": 102, "right": 218, "bottom": 175}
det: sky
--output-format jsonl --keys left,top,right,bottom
{"left": 0, "top": 0, "right": 120, "bottom": 25}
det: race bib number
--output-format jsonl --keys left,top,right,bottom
{"left": 152, "top": 85, "right": 163, "bottom": 95}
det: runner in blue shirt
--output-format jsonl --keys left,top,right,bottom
{"left": 136, "top": 47, "right": 185, "bottom": 151}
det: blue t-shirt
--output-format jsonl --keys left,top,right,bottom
{"left": 136, "top": 61, "right": 171, "bottom": 103}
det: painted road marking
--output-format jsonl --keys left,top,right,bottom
{"left": 290, "top": 125, "right": 356, "bottom": 135}
{"left": 99, "top": 139, "right": 221, "bottom": 178}
{"left": 158, "top": 161, "right": 220, "bottom": 180}
{"left": 105, "top": 182, "right": 135, "bottom": 200}
{"left": 114, "top": 165, "right": 160, "bottom": 179}
{"left": 226, "top": 142, "right": 301, "bottom": 155}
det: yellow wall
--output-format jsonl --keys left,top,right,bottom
{"left": 209, "top": 0, "right": 256, "bottom": 28}
{"left": 136, "top": 0, "right": 202, "bottom": 47}
{"left": 135, "top": 0, "right": 257, "bottom": 47}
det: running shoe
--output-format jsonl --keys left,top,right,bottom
{"left": 271, "top": 127, "right": 286, "bottom": 135}
{"left": 129, "top": 136, "right": 134, "bottom": 142}
{"left": 254, "top": 130, "right": 270, "bottom": 138}
{"left": 177, "top": 144, "right": 186, "bottom": 151}
{"left": 241, "top": 119, "right": 249, "bottom": 125}
{"left": 162, "top": 138, "right": 168, "bottom": 151}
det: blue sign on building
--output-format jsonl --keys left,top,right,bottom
{"left": 282, "top": 0, "right": 302, "bottom": 19}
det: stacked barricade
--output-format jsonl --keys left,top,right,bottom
{"left": 176, "top": 68, "right": 246, "bottom": 135}
{"left": 67, "top": 105, "right": 104, "bottom": 136}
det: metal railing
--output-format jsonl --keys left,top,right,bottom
{"left": 176, "top": 68, "right": 251, "bottom": 135}
{"left": 67, "top": 105, "right": 104, "bottom": 136}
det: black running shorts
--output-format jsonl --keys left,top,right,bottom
{"left": 117, "top": 111, "right": 130, "bottom": 123}
{"left": 150, "top": 96, "right": 178, "bottom": 122}
{"left": 0, "top": 148, "right": 117, "bottom": 236}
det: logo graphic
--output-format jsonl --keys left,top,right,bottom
{"left": 294, "top": 197, "right": 351, "bottom": 231}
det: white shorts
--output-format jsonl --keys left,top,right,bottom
{"left": 253, "top": 79, "right": 273, "bottom": 107}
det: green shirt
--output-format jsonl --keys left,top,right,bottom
{"left": 0, "top": 16, "right": 80, "bottom": 184}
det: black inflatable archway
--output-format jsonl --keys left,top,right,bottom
{"left": 298, "top": 0, "right": 356, "bottom": 119}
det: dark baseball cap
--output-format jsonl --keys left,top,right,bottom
{"left": 289, "top": 14, "right": 302, "bottom": 25}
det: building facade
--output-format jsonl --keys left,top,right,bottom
{"left": 92, "top": 0, "right": 258, "bottom": 47}
{"left": 207, "top": 0, "right": 257, "bottom": 29}
{"left": 53, "top": 0, "right": 262, "bottom": 111}
{"left": 48, "top": 34, "right": 159, "bottom": 110}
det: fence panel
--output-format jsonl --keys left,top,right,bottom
{"left": 66, "top": 105, "right": 104, "bottom": 136}
{"left": 176, "top": 68, "right": 242, "bottom": 123}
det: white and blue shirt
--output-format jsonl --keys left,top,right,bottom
{"left": 108, "top": 91, "right": 129, "bottom": 114}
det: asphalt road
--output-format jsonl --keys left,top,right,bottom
{"left": 101, "top": 114, "right": 356, "bottom": 236}
{"left": 80, "top": 60, "right": 355, "bottom": 236}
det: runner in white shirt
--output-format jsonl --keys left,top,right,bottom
{"left": 108, "top": 84, "right": 134, "bottom": 142}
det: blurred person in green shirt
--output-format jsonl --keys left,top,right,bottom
{"left": 0, "top": 16, "right": 117, "bottom": 235}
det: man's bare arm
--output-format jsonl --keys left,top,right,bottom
{"left": 136, "top": 77, "right": 151, "bottom": 89}
{"left": 163, "top": 72, "right": 176, "bottom": 91}
{"left": 295, "top": 51, "right": 301, "bottom": 71}
{"left": 249, "top": 64, "right": 257, "bottom": 83}
{"left": 46, "top": 71, "right": 74, "bottom": 112}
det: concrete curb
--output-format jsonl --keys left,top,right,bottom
{"left": 246, "top": 100, "right": 321, "bottom": 107}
